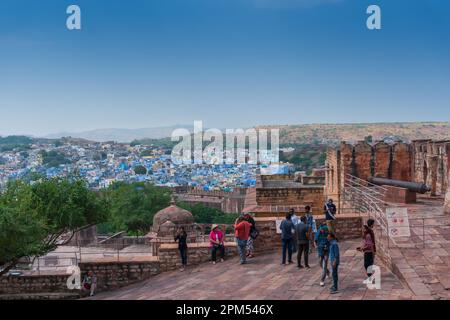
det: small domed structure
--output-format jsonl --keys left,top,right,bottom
{"left": 152, "top": 198, "right": 195, "bottom": 235}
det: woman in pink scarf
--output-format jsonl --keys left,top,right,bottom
{"left": 209, "top": 224, "right": 225, "bottom": 264}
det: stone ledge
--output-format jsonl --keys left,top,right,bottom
{"left": 159, "top": 241, "right": 237, "bottom": 250}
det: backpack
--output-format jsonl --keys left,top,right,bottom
{"left": 250, "top": 229, "right": 259, "bottom": 239}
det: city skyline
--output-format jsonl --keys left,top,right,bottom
{"left": 1, "top": 0, "right": 450, "bottom": 136}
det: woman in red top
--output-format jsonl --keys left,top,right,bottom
{"left": 209, "top": 224, "right": 225, "bottom": 264}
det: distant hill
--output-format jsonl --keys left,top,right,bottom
{"left": 257, "top": 122, "right": 450, "bottom": 146}
{"left": 42, "top": 122, "right": 450, "bottom": 144}
{"left": 45, "top": 125, "right": 194, "bottom": 143}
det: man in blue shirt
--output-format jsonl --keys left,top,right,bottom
{"left": 315, "top": 222, "right": 330, "bottom": 287}
{"left": 327, "top": 232, "right": 340, "bottom": 294}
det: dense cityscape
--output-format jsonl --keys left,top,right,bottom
{"left": 0, "top": 136, "right": 260, "bottom": 191}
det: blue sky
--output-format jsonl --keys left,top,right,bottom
{"left": 0, "top": 0, "right": 449, "bottom": 136}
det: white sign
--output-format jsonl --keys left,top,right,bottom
{"left": 386, "top": 207, "right": 410, "bottom": 237}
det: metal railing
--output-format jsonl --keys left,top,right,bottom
{"left": 9, "top": 238, "right": 160, "bottom": 276}
{"left": 340, "top": 174, "right": 450, "bottom": 249}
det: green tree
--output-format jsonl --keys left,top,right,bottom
{"left": 178, "top": 202, "right": 238, "bottom": 224}
{"left": 0, "top": 177, "right": 109, "bottom": 275}
{"left": 133, "top": 165, "right": 147, "bottom": 175}
{"left": 104, "top": 182, "right": 171, "bottom": 235}
{"left": 364, "top": 135, "right": 373, "bottom": 143}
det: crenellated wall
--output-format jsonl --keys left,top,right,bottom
{"left": 326, "top": 140, "right": 450, "bottom": 198}
{"left": 253, "top": 215, "right": 363, "bottom": 253}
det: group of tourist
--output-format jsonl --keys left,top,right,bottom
{"left": 208, "top": 213, "right": 258, "bottom": 265}
{"left": 173, "top": 213, "right": 259, "bottom": 270}
{"left": 173, "top": 198, "right": 377, "bottom": 296}
{"left": 278, "top": 199, "right": 376, "bottom": 294}
{"left": 280, "top": 199, "right": 340, "bottom": 294}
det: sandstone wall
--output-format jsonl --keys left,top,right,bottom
{"left": 78, "top": 260, "right": 160, "bottom": 292}
{"left": 0, "top": 260, "right": 160, "bottom": 297}
{"left": 158, "top": 242, "right": 238, "bottom": 272}
{"left": 374, "top": 142, "right": 391, "bottom": 178}
{"left": 256, "top": 187, "right": 324, "bottom": 213}
{"left": 253, "top": 215, "right": 363, "bottom": 253}
{"left": 390, "top": 142, "right": 412, "bottom": 181}
{"left": 0, "top": 274, "right": 72, "bottom": 295}
{"left": 354, "top": 142, "right": 373, "bottom": 182}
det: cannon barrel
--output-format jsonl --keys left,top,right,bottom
{"left": 368, "top": 177, "right": 431, "bottom": 194}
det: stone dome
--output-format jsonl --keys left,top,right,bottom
{"left": 152, "top": 199, "right": 195, "bottom": 233}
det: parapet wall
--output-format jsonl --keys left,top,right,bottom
{"left": 253, "top": 214, "right": 363, "bottom": 253}
{"left": 158, "top": 242, "right": 238, "bottom": 272}
{"left": 326, "top": 140, "right": 450, "bottom": 198}
{"left": 0, "top": 259, "right": 160, "bottom": 297}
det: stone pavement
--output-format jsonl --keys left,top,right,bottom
{"left": 88, "top": 240, "right": 415, "bottom": 300}
{"left": 383, "top": 197, "right": 450, "bottom": 299}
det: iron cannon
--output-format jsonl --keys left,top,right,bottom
{"left": 368, "top": 177, "right": 431, "bottom": 194}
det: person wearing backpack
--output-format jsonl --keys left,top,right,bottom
{"left": 328, "top": 232, "right": 340, "bottom": 294}
{"left": 244, "top": 213, "right": 258, "bottom": 258}
{"left": 304, "top": 206, "right": 317, "bottom": 254}
{"left": 315, "top": 222, "right": 330, "bottom": 287}
{"left": 324, "top": 199, "right": 337, "bottom": 233}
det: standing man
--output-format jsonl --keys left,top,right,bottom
{"left": 324, "top": 199, "right": 337, "bottom": 233}
{"left": 295, "top": 216, "right": 311, "bottom": 269}
{"left": 175, "top": 227, "right": 188, "bottom": 271}
{"left": 328, "top": 232, "right": 340, "bottom": 294}
{"left": 304, "top": 206, "right": 317, "bottom": 254}
{"left": 280, "top": 212, "right": 295, "bottom": 265}
{"left": 234, "top": 217, "right": 252, "bottom": 265}
{"left": 315, "top": 222, "right": 330, "bottom": 286}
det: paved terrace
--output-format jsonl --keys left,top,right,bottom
{"left": 88, "top": 240, "right": 416, "bottom": 300}
{"left": 382, "top": 196, "right": 450, "bottom": 299}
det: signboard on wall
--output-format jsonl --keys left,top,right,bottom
{"left": 386, "top": 207, "right": 410, "bottom": 237}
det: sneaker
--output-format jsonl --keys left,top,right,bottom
{"left": 288, "top": 260, "right": 294, "bottom": 264}
{"left": 281, "top": 262, "right": 286, "bottom": 266}
{"left": 220, "top": 258, "right": 224, "bottom": 263}
{"left": 330, "top": 289, "right": 339, "bottom": 294}
{"left": 298, "top": 264, "right": 304, "bottom": 269}
{"left": 212, "top": 261, "right": 216, "bottom": 265}
{"left": 320, "top": 281, "right": 325, "bottom": 287}
{"left": 305, "top": 265, "right": 310, "bottom": 269}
